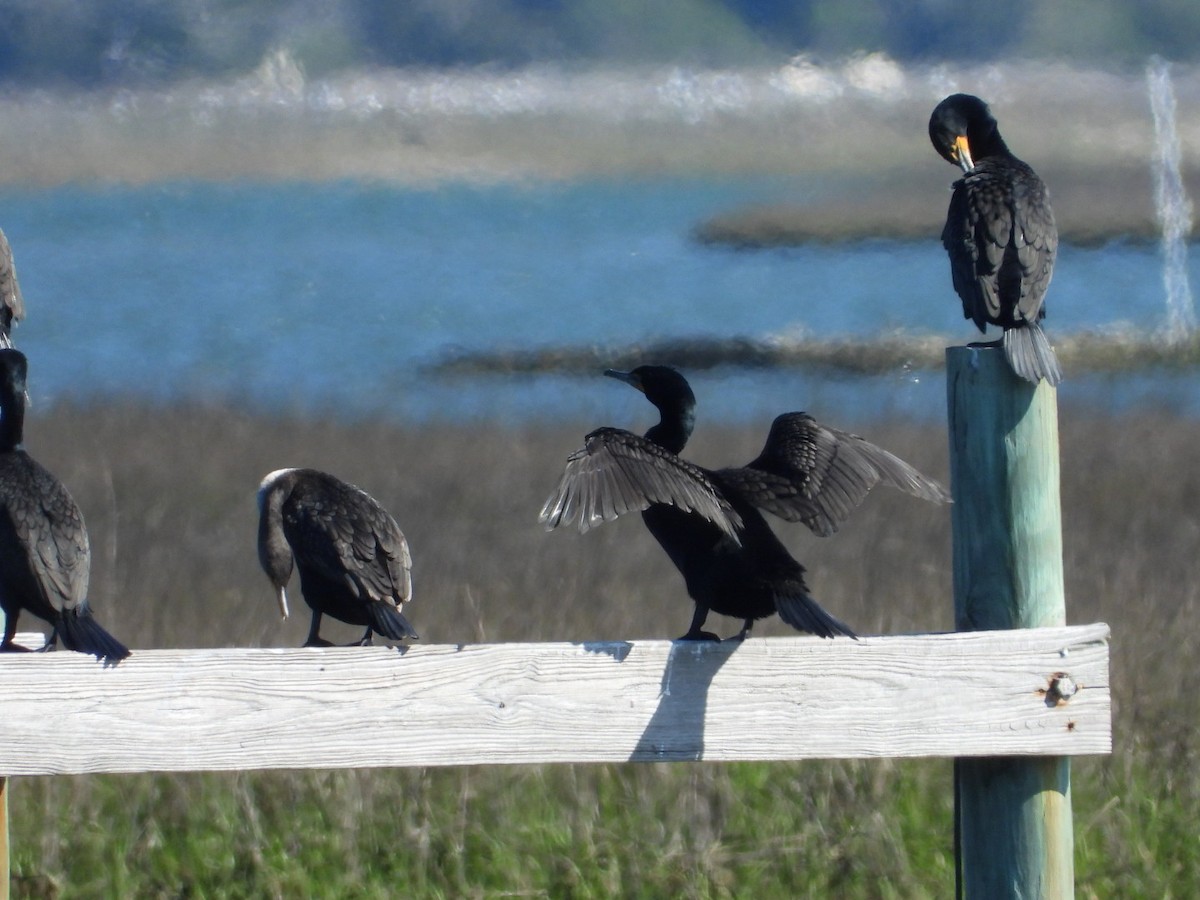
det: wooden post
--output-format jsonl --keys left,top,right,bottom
{"left": 1, "top": 776, "right": 8, "bottom": 900}
{"left": 947, "top": 345, "right": 1072, "bottom": 899}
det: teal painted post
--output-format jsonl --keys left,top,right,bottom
{"left": 1, "top": 776, "right": 8, "bottom": 900}
{"left": 946, "top": 345, "right": 1073, "bottom": 899}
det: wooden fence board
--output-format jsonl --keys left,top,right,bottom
{"left": 0, "top": 624, "right": 1110, "bottom": 776}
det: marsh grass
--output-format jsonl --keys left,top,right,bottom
{"left": 6, "top": 402, "right": 1199, "bottom": 897}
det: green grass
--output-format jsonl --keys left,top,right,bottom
{"left": 5, "top": 402, "right": 1198, "bottom": 897}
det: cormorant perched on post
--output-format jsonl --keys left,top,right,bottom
{"left": 257, "top": 468, "right": 418, "bottom": 647}
{"left": 929, "top": 93, "right": 1062, "bottom": 386}
{"left": 540, "top": 366, "right": 950, "bottom": 641}
{"left": 0, "top": 349, "right": 129, "bottom": 662}
{"left": 0, "top": 229, "right": 25, "bottom": 348}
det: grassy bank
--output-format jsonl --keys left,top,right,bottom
{"left": 6, "top": 402, "right": 1199, "bottom": 896}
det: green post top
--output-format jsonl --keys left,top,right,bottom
{"left": 946, "top": 344, "right": 1065, "bottom": 631}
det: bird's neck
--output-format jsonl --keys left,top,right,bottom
{"left": 974, "top": 129, "right": 1011, "bottom": 160}
{"left": 0, "top": 389, "right": 24, "bottom": 452}
{"left": 645, "top": 402, "right": 694, "bottom": 455}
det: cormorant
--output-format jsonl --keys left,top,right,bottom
{"left": 929, "top": 93, "right": 1062, "bottom": 386}
{"left": 540, "top": 366, "right": 950, "bottom": 641}
{"left": 0, "top": 349, "right": 129, "bottom": 662}
{"left": 0, "top": 229, "right": 24, "bottom": 349}
{"left": 257, "top": 467, "right": 418, "bottom": 647}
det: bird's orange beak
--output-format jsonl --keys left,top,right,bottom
{"left": 953, "top": 134, "right": 974, "bottom": 173}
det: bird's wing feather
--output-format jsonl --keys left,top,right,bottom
{"left": 539, "top": 426, "right": 743, "bottom": 539}
{"left": 719, "top": 412, "right": 949, "bottom": 536}
{"left": 283, "top": 481, "right": 411, "bottom": 605}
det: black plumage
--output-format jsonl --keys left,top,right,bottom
{"left": 929, "top": 93, "right": 1062, "bottom": 386}
{"left": 257, "top": 467, "right": 418, "bottom": 647}
{"left": 540, "top": 366, "right": 950, "bottom": 641}
{"left": 0, "top": 229, "right": 24, "bottom": 349}
{"left": 0, "top": 349, "right": 129, "bottom": 662}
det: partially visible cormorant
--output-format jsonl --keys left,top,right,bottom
{"left": 0, "top": 229, "right": 24, "bottom": 348}
{"left": 0, "top": 349, "right": 129, "bottom": 662}
{"left": 929, "top": 93, "right": 1062, "bottom": 386}
{"left": 540, "top": 366, "right": 950, "bottom": 641}
{"left": 257, "top": 468, "right": 418, "bottom": 647}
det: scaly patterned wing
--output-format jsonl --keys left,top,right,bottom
{"left": 1009, "top": 160, "right": 1057, "bottom": 322}
{"left": 0, "top": 454, "right": 89, "bottom": 613}
{"left": 283, "top": 477, "right": 412, "bottom": 606}
{"left": 539, "top": 426, "right": 743, "bottom": 539}
{"left": 717, "top": 412, "right": 950, "bottom": 537}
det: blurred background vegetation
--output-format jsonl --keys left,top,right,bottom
{"left": 1, "top": 0, "right": 1198, "bottom": 87}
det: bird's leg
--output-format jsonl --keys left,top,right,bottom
{"left": 303, "top": 610, "right": 333, "bottom": 648}
{"left": 0, "top": 609, "right": 21, "bottom": 651}
{"left": 351, "top": 627, "right": 374, "bottom": 647}
{"left": 725, "top": 618, "right": 754, "bottom": 643}
{"left": 678, "top": 604, "right": 720, "bottom": 642}
{"left": 39, "top": 627, "right": 59, "bottom": 652}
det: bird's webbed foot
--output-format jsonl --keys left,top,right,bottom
{"left": 350, "top": 629, "right": 374, "bottom": 647}
{"left": 0, "top": 641, "right": 32, "bottom": 653}
{"left": 677, "top": 629, "right": 721, "bottom": 642}
{"left": 303, "top": 636, "right": 334, "bottom": 648}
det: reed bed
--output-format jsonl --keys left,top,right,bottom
{"left": 6, "top": 401, "right": 1199, "bottom": 897}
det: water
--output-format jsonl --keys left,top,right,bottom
{"left": 1147, "top": 57, "right": 1197, "bottom": 340}
{"left": 2, "top": 178, "right": 1197, "bottom": 426}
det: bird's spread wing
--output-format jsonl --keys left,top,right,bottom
{"left": 717, "top": 412, "right": 950, "bottom": 537}
{"left": 539, "top": 426, "right": 743, "bottom": 539}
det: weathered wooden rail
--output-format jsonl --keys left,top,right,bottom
{"left": 0, "top": 627, "right": 1109, "bottom": 776}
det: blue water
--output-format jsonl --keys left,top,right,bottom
{"left": 2, "top": 178, "right": 1196, "bottom": 425}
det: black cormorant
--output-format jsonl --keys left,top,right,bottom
{"left": 0, "top": 349, "right": 129, "bottom": 662}
{"left": 257, "top": 467, "right": 418, "bottom": 647}
{"left": 540, "top": 366, "right": 950, "bottom": 641}
{"left": 0, "top": 229, "right": 24, "bottom": 349}
{"left": 929, "top": 93, "right": 1062, "bottom": 386}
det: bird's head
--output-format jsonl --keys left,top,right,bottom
{"left": 929, "top": 93, "right": 1002, "bottom": 174}
{"left": 604, "top": 365, "right": 695, "bottom": 410}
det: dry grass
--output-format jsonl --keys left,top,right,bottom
{"left": 7, "top": 401, "right": 1200, "bottom": 895}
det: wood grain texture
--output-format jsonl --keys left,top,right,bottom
{"left": 0, "top": 625, "right": 1109, "bottom": 776}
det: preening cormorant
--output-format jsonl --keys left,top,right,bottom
{"left": 257, "top": 467, "right": 418, "bottom": 647}
{"left": 0, "top": 349, "right": 129, "bottom": 662}
{"left": 0, "top": 229, "right": 25, "bottom": 348}
{"left": 929, "top": 93, "right": 1062, "bottom": 386}
{"left": 540, "top": 366, "right": 950, "bottom": 641}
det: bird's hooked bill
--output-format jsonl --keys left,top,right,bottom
{"left": 276, "top": 586, "right": 290, "bottom": 620}
{"left": 953, "top": 134, "right": 975, "bottom": 173}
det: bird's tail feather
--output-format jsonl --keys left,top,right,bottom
{"left": 1003, "top": 323, "right": 1063, "bottom": 386}
{"left": 367, "top": 601, "right": 419, "bottom": 641}
{"left": 776, "top": 591, "right": 857, "bottom": 640}
{"left": 58, "top": 605, "right": 130, "bottom": 663}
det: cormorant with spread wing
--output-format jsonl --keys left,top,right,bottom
{"left": 540, "top": 366, "right": 949, "bottom": 641}
{"left": 0, "top": 349, "right": 128, "bottom": 662}
{"left": 257, "top": 468, "right": 418, "bottom": 647}
{"left": 929, "top": 93, "right": 1062, "bottom": 386}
